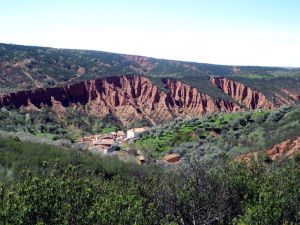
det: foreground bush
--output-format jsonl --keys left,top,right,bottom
{"left": 1, "top": 137, "right": 300, "bottom": 224}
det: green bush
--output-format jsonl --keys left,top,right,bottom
{"left": 1, "top": 136, "right": 300, "bottom": 224}
{"left": 293, "top": 151, "right": 300, "bottom": 163}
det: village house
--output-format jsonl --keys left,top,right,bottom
{"left": 162, "top": 153, "right": 181, "bottom": 163}
{"left": 81, "top": 134, "right": 102, "bottom": 143}
{"left": 106, "top": 131, "right": 126, "bottom": 141}
{"left": 93, "top": 138, "right": 115, "bottom": 147}
{"left": 126, "top": 127, "right": 150, "bottom": 139}
{"left": 100, "top": 138, "right": 115, "bottom": 147}
{"left": 91, "top": 136, "right": 116, "bottom": 154}
{"left": 77, "top": 129, "right": 135, "bottom": 155}
{"left": 77, "top": 130, "right": 127, "bottom": 154}
{"left": 116, "top": 130, "right": 125, "bottom": 140}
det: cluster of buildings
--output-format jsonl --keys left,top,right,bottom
{"left": 77, "top": 126, "right": 150, "bottom": 155}
{"left": 77, "top": 131, "right": 124, "bottom": 154}
{"left": 76, "top": 126, "right": 182, "bottom": 164}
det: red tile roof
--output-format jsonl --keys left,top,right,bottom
{"left": 162, "top": 153, "right": 181, "bottom": 163}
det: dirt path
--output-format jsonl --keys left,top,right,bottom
{"left": 22, "top": 69, "right": 43, "bottom": 88}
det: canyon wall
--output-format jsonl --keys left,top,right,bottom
{"left": 0, "top": 75, "right": 241, "bottom": 125}
{"left": 210, "top": 77, "right": 274, "bottom": 109}
{"left": 3, "top": 75, "right": 297, "bottom": 125}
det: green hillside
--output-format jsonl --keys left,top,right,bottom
{"left": 134, "top": 105, "right": 300, "bottom": 158}
{"left": 1, "top": 122, "right": 300, "bottom": 224}
{"left": 0, "top": 107, "right": 123, "bottom": 144}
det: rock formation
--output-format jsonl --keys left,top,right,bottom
{"left": 210, "top": 77, "right": 274, "bottom": 109}
{"left": 124, "top": 55, "right": 156, "bottom": 72}
{"left": 0, "top": 75, "right": 240, "bottom": 125}
{"left": 268, "top": 137, "right": 300, "bottom": 160}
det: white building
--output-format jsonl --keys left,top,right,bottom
{"left": 126, "top": 127, "right": 150, "bottom": 139}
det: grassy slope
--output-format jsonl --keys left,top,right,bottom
{"left": 0, "top": 136, "right": 141, "bottom": 183}
{"left": 2, "top": 131, "right": 300, "bottom": 224}
{"left": 134, "top": 105, "right": 300, "bottom": 158}
{"left": 0, "top": 107, "right": 122, "bottom": 143}
{"left": 1, "top": 103, "right": 299, "bottom": 157}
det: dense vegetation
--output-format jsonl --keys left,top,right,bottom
{"left": 0, "top": 106, "right": 299, "bottom": 224}
{"left": 1, "top": 135, "right": 300, "bottom": 224}
{"left": 1, "top": 104, "right": 299, "bottom": 158}
{"left": 134, "top": 105, "right": 300, "bottom": 158}
{"left": 0, "top": 106, "right": 123, "bottom": 144}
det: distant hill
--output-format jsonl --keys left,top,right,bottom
{"left": 0, "top": 43, "right": 300, "bottom": 127}
{"left": 1, "top": 43, "right": 300, "bottom": 98}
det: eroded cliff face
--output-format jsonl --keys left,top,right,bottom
{"left": 124, "top": 55, "right": 156, "bottom": 72}
{"left": 268, "top": 137, "right": 300, "bottom": 160}
{"left": 235, "top": 136, "right": 300, "bottom": 164}
{"left": 210, "top": 77, "right": 274, "bottom": 109}
{"left": 165, "top": 79, "right": 240, "bottom": 116}
{"left": 0, "top": 75, "right": 240, "bottom": 125}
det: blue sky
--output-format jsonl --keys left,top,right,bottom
{"left": 1, "top": 0, "right": 300, "bottom": 67}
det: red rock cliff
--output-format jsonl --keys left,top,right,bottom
{"left": 210, "top": 77, "right": 274, "bottom": 109}
{"left": 268, "top": 137, "right": 300, "bottom": 160}
{"left": 0, "top": 75, "right": 240, "bottom": 125}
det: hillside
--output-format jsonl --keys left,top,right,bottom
{"left": 133, "top": 105, "right": 300, "bottom": 158}
{"left": 1, "top": 43, "right": 300, "bottom": 102}
{"left": 1, "top": 44, "right": 300, "bottom": 223}
{"left": 1, "top": 43, "right": 300, "bottom": 149}
{"left": 1, "top": 73, "right": 299, "bottom": 128}
{"left": 1, "top": 111, "right": 300, "bottom": 224}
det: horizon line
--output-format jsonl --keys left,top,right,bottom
{"left": 1, "top": 41, "right": 299, "bottom": 69}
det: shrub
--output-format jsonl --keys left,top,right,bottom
{"left": 239, "top": 117, "right": 247, "bottom": 126}
{"left": 266, "top": 106, "right": 289, "bottom": 122}
{"left": 293, "top": 152, "right": 300, "bottom": 163}
{"left": 255, "top": 114, "right": 267, "bottom": 124}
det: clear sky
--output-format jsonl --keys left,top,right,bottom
{"left": 1, "top": 0, "right": 300, "bottom": 67}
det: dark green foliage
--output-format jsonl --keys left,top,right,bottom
{"left": 266, "top": 105, "right": 289, "bottom": 122}
{"left": 0, "top": 167, "right": 150, "bottom": 225}
{"left": 1, "top": 137, "right": 300, "bottom": 224}
{"left": 0, "top": 107, "right": 122, "bottom": 143}
{"left": 233, "top": 161, "right": 300, "bottom": 225}
{"left": 128, "top": 119, "right": 152, "bottom": 129}
{"left": 294, "top": 152, "right": 300, "bottom": 162}
{"left": 134, "top": 106, "right": 300, "bottom": 159}
{"left": 255, "top": 113, "right": 267, "bottom": 124}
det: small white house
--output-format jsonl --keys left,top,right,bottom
{"left": 126, "top": 127, "right": 150, "bottom": 139}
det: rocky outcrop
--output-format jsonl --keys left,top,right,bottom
{"left": 280, "top": 89, "right": 300, "bottom": 102}
{"left": 231, "top": 66, "right": 240, "bottom": 73}
{"left": 236, "top": 136, "right": 300, "bottom": 163}
{"left": 273, "top": 93, "right": 295, "bottom": 106}
{"left": 165, "top": 79, "right": 240, "bottom": 116}
{"left": 125, "top": 55, "right": 156, "bottom": 72}
{"left": 267, "top": 89, "right": 300, "bottom": 106}
{"left": 0, "top": 75, "right": 240, "bottom": 125}
{"left": 210, "top": 77, "right": 274, "bottom": 109}
{"left": 268, "top": 137, "right": 300, "bottom": 160}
